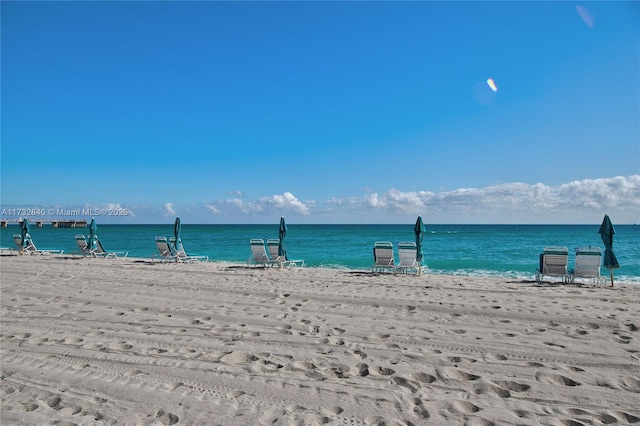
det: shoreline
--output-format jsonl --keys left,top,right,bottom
{"left": 1, "top": 256, "right": 639, "bottom": 425}
{"left": 2, "top": 252, "right": 639, "bottom": 285}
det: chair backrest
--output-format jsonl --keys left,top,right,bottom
{"left": 14, "top": 233, "right": 36, "bottom": 251}
{"left": 95, "top": 239, "right": 107, "bottom": 254}
{"left": 250, "top": 239, "right": 269, "bottom": 262}
{"left": 373, "top": 241, "right": 395, "bottom": 267}
{"left": 574, "top": 247, "right": 602, "bottom": 278}
{"left": 75, "top": 235, "right": 89, "bottom": 253}
{"left": 266, "top": 239, "right": 281, "bottom": 260}
{"left": 540, "top": 246, "right": 568, "bottom": 275}
{"left": 13, "top": 234, "right": 22, "bottom": 249}
{"left": 169, "top": 237, "right": 187, "bottom": 258}
{"left": 155, "top": 236, "right": 173, "bottom": 257}
{"left": 397, "top": 242, "right": 418, "bottom": 267}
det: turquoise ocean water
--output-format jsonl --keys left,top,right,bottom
{"left": 2, "top": 224, "right": 639, "bottom": 283}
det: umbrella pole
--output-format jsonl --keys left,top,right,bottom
{"left": 610, "top": 270, "right": 614, "bottom": 287}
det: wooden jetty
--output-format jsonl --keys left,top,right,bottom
{"left": 1, "top": 220, "right": 87, "bottom": 229}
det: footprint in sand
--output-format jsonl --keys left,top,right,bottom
{"left": 352, "top": 363, "right": 369, "bottom": 377}
{"left": 46, "top": 395, "right": 62, "bottom": 409}
{"left": 596, "top": 376, "right": 640, "bottom": 393}
{"left": 124, "top": 369, "right": 146, "bottom": 378}
{"left": 348, "top": 349, "right": 367, "bottom": 359}
{"left": 610, "top": 411, "right": 640, "bottom": 423}
{"left": 493, "top": 380, "right": 531, "bottom": 393}
{"left": 436, "top": 366, "right": 480, "bottom": 382}
{"left": 486, "top": 353, "right": 508, "bottom": 361}
{"left": 370, "top": 366, "right": 395, "bottom": 376}
{"left": 23, "top": 402, "right": 39, "bottom": 412}
{"left": 535, "top": 372, "right": 581, "bottom": 387}
{"left": 155, "top": 409, "right": 179, "bottom": 425}
{"left": 446, "top": 400, "right": 480, "bottom": 414}
{"left": 474, "top": 380, "right": 510, "bottom": 398}
{"left": 390, "top": 376, "right": 418, "bottom": 392}
{"left": 220, "top": 351, "right": 258, "bottom": 364}
{"left": 409, "top": 372, "right": 437, "bottom": 384}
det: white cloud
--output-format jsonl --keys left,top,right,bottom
{"left": 259, "top": 192, "right": 310, "bottom": 215}
{"left": 197, "top": 192, "right": 311, "bottom": 217}
{"left": 30, "top": 176, "right": 637, "bottom": 224}
{"left": 163, "top": 202, "right": 176, "bottom": 217}
{"left": 352, "top": 175, "right": 640, "bottom": 223}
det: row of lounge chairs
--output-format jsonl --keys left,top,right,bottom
{"left": 536, "top": 246, "right": 605, "bottom": 285}
{"left": 372, "top": 241, "right": 427, "bottom": 275}
{"left": 8, "top": 233, "right": 127, "bottom": 258}
{"left": 247, "top": 238, "right": 304, "bottom": 269}
{"left": 153, "top": 236, "right": 209, "bottom": 263}
{"left": 4, "top": 234, "right": 606, "bottom": 283}
{"left": 10, "top": 234, "right": 64, "bottom": 256}
{"left": 75, "top": 235, "right": 128, "bottom": 258}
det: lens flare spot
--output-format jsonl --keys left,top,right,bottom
{"left": 576, "top": 5, "right": 594, "bottom": 28}
{"left": 486, "top": 78, "right": 498, "bottom": 92}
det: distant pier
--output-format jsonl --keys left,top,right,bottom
{"left": 1, "top": 220, "right": 88, "bottom": 229}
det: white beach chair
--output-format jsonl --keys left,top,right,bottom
{"left": 396, "top": 242, "right": 426, "bottom": 275}
{"left": 154, "top": 236, "right": 177, "bottom": 263}
{"left": 75, "top": 234, "right": 91, "bottom": 256}
{"left": 535, "top": 246, "right": 569, "bottom": 283}
{"left": 248, "top": 239, "right": 278, "bottom": 267}
{"left": 13, "top": 233, "right": 64, "bottom": 256}
{"left": 76, "top": 234, "right": 128, "bottom": 258}
{"left": 169, "top": 237, "right": 208, "bottom": 263}
{"left": 569, "top": 246, "right": 604, "bottom": 285}
{"left": 93, "top": 239, "right": 128, "bottom": 259}
{"left": 266, "top": 239, "right": 304, "bottom": 268}
{"left": 0, "top": 247, "right": 17, "bottom": 255}
{"left": 372, "top": 241, "right": 396, "bottom": 273}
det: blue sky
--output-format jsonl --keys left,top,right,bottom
{"left": 1, "top": 1, "right": 639, "bottom": 224}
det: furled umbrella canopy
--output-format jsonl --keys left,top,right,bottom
{"left": 173, "top": 217, "right": 183, "bottom": 255}
{"left": 414, "top": 216, "right": 426, "bottom": 275}
{"left": 88, "top": 217, "right": 98, "bottom": 252}
{"left": 278, "top": 217, "right": 288, "bottom": 259}
{"left": 598, "top": 214, "right": 619, "bottom": 286}
{"left": 20, "top": 217, "right": 29, "bottom": 248}
{"left": 20, "top": 218, "right": 31, "bottom": 252}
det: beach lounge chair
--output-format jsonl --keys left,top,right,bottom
{"left": 248, "top": 239, "right": 278, "bottom": 267}
{"left": 154, "top": 236, "right": 177, "bottom": 262}
{"left": 266, "top": 239, "right": 304, "bottom": 268}
{"left": 535, "top": 246, "right": 569, "bottom": 283}
{"left": 169, "top": 237, "right": 208, "bottom": 263}
{"left": 75, "top": 234, "right": 90, "bottom": 255}
{"left": 76, "top": 234, "right": 128, "bottom": 259}
{"left": 396, "top": 242, "right": 427, "bottom": 275}
{"left": 13, "top": 234, "right": 64, "bottom": 256}
{"left": 0, "top": 247, "right": 17, "bottom": 255}
{"left": 372, "top": 241, "right": 396, "bottom": 273}
{"left": 569, "top": 246, "right": 604, "bottom": 285}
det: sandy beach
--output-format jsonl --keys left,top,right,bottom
{"left": 1, "top": 255, "right": 639, "bottom": 425}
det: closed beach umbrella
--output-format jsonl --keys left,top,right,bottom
{"left": 278, "top": 216, "right": 288, "bottom": 259}
{"left": 88, "top": 217, "right": 98, "bottom": 252}
{"left": 173, "top": 217, "right": 183, "bottom": 254}
{"left": 20, "top": 218, "right": 30, "bottom": 253}
{"left": 414, "top": 216, "right": 426, "bottom": 275}
{"left": 598, "top": 214, "right": 619, "bottom": 287}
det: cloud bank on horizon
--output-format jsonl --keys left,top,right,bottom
{"left": 6, "top": 175, "right": 638, "bottom": 225}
